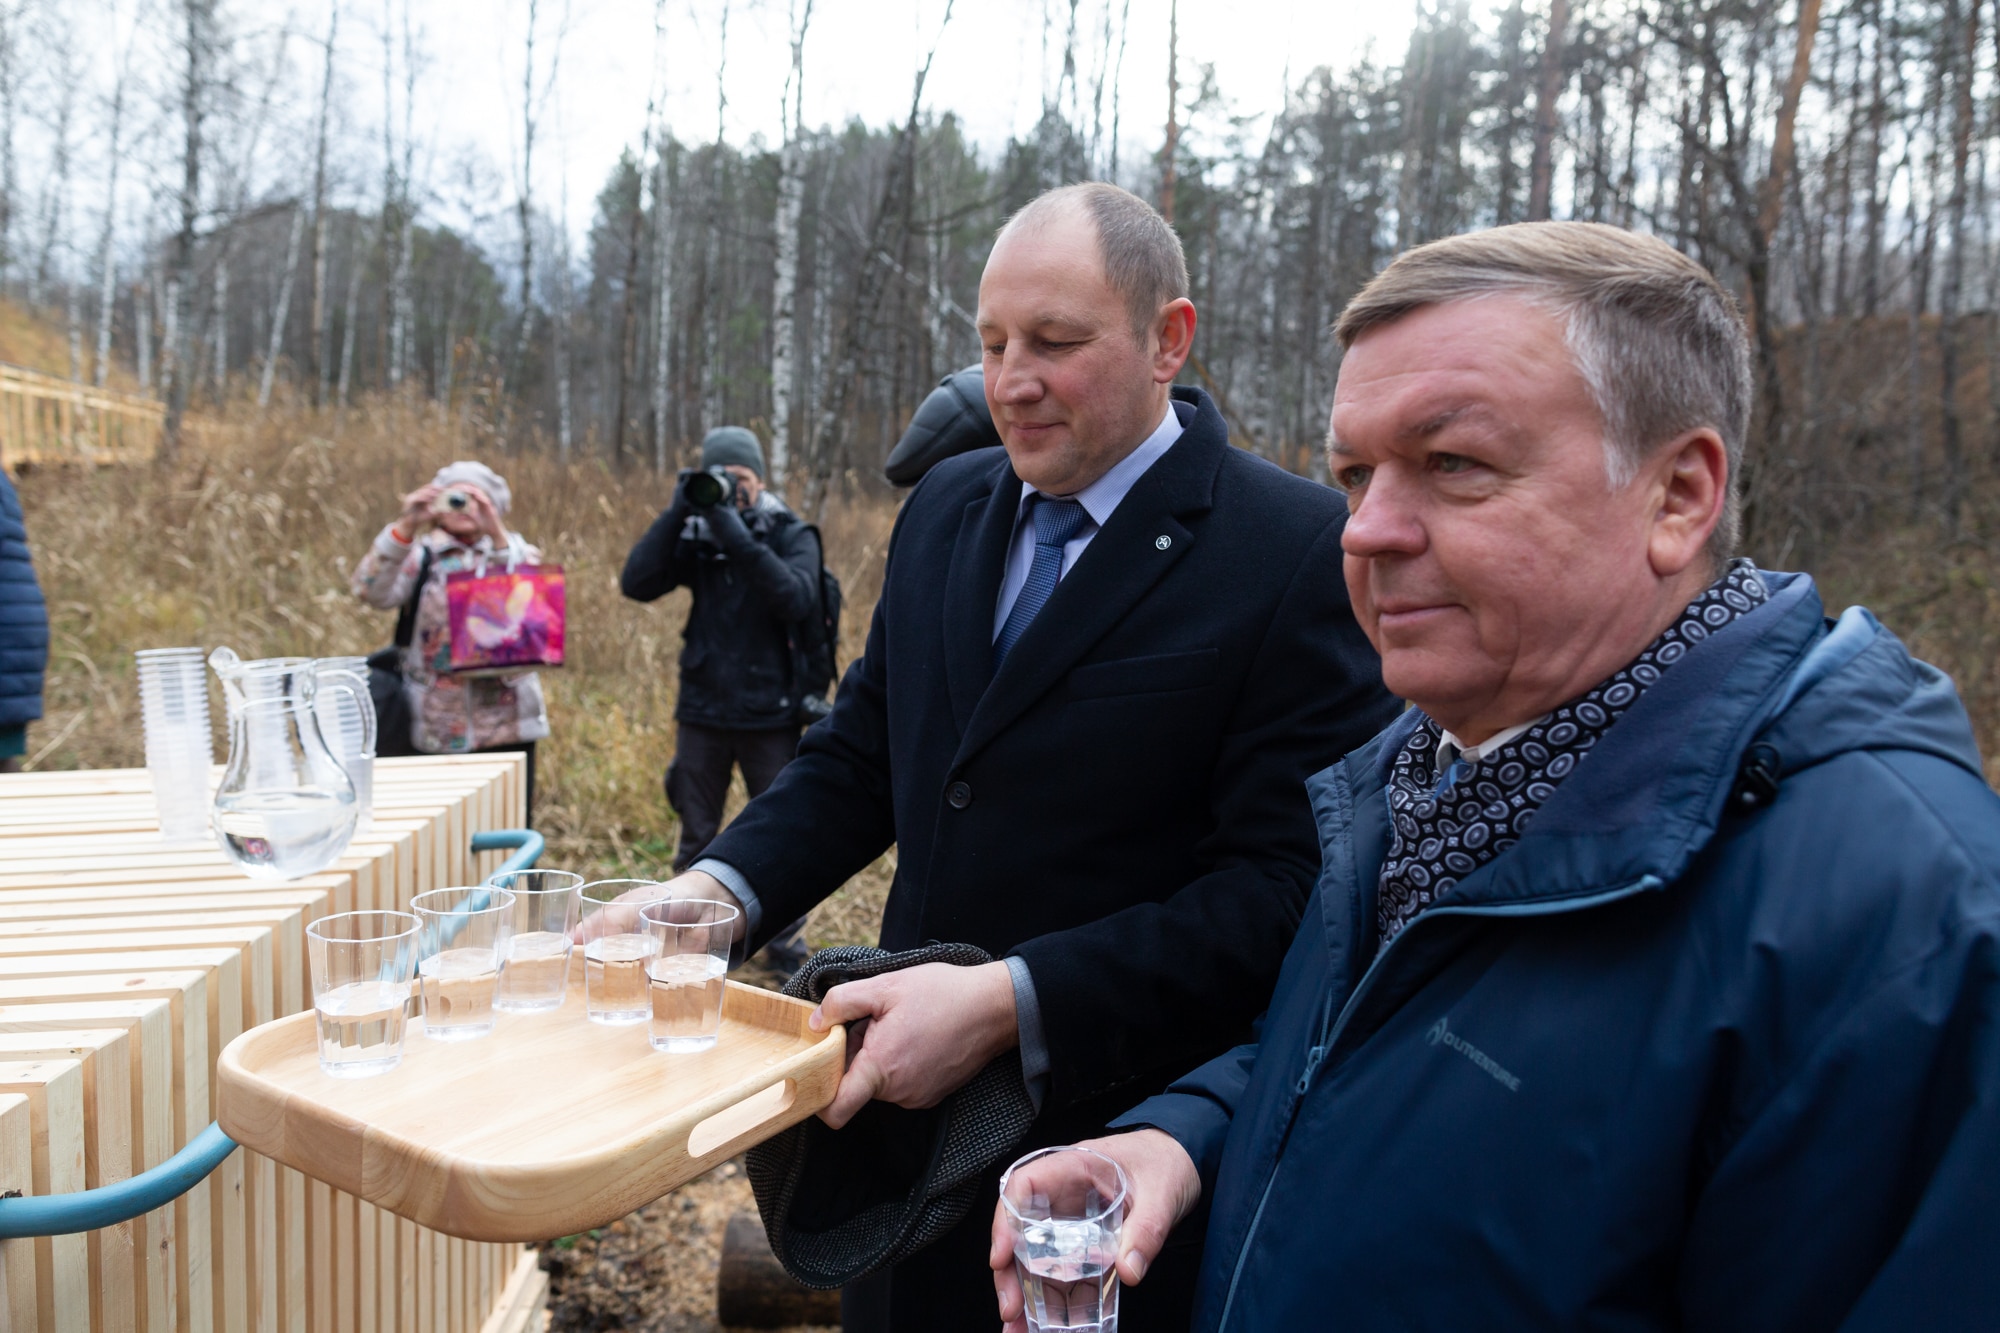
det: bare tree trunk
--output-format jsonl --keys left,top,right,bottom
{"left": 651, "top": 150, "right": 674, "bottom": 473}
{"left": 1935, "top": 0, "right": 1977, "bottom": 533}
{"left": 769, "top": 0, "right": 814, "bottom": 492}
{"left": 92, "top": 42, "right": 130, "bottom": 388}
{"left": 1526, "top": 0, "right": 1569, "bottom": 221}
{"left": 1109, "top": 0, "right": 1132, "bottom": 181}
{"left": 1742, "top": 0, "right": 1825, "bottom": 476}
{"left": 136, "top": 280, "right": 152, "bottom": 389}
{"left": 1161, "top": 0, "right": 1178, "bottom": 224}
{"left": 807, "top": 0, "right": 956, "bottom": 515}
{"left": 507, "top": 0, "right": 542, "bottom": 423}
{"left": 210, "top": 254, "right": 228, "bottom": 398}
{"left": 613, "top": 3, "right": 670, "bottom": 469}
{"left": 162, "top": 0, "right": 211, "bottom": 459}
{"left": 311, "top": 0, "right": 339, "bottom": 407}
{"left": 0, "top": 7, "right": 15, "bottom": 293}
{"left": 1862, "top": 0, "right": 1887, "bottom": 315}
{"left": 700, "top": 0, "right": 731, "bottom": 433}
{"left": 338, "top": 223, "right": 364, "bottom": 412}
{"left": 259, "top": 206, "right": 306, "bottom": 407}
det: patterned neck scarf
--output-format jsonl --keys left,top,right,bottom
{"left": 1376, "top": 561, "right": 1769, "bottom": 946}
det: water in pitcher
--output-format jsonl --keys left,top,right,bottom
{"left": 315, "top": 979, "right": 411, "bottom": 1077}
{"left": 495, "top": 931, "right": 571, "bottom": 1012}
{"left": 215, "top": 789, "right": 358, "bottom": 880}
{"left": 419, "top": 947, "right": 500, "bottom": 1039}
{"left": 647, "top": 953, "right": 727, "bottom": 1052}
{"left": 1016, "top": 1217, "right": 1121, "bottom": 1333}
{"left": 584, "top": 933, "right": 655, "bottom": 1024}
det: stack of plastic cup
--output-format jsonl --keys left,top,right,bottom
{"left": 135, "top": 647, "right": 215, "bottom": 845}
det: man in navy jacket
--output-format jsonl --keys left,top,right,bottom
{"left": 996, "top": 223, "right": 2000, "bottom": 1330}
{"left": 658, "top": 182, "right": 1396, "bottom": 1328}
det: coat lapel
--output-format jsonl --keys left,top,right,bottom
{"left": 941, "top": 457, "right": 1022, "bottom": 733}
{"left": 951, "top": 390, "right": 1224, "bottom": 769}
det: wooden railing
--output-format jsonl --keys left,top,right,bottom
{"left": 0, "top": 363, "right": 166, "bottom": 468}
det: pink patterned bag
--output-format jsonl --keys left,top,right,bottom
{"left": 444, "top": 554, "right": 566, "bottom": 675}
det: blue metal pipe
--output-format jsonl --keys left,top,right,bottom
{"left": 472, "top": 828, "right": 544, "bottom": 881}
{"left": 0, "top": 1122, "right": 238, "bottom": 1240}
{"left": 0, "top": 829, "right": 542, "bottom": 1240}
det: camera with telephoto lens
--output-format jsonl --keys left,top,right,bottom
{"left": 681, "top": 466, "right": 742, "bottom": 509}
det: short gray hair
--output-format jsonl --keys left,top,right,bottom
{"left": 1335, "top": 222, "right": 1751, "bottom": 559}
{"left": 999, "top": 182, "right": 1190, "bottom": 339}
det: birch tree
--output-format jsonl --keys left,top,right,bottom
{"left": 768, "top": 0, "right": 814, "bottom": 491}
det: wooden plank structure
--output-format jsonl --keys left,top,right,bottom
{"left": 0, "top": 755, "right": 550, "bottom": 1332}
{"left": 0, "top": 363, "right": 166, "bottom": 469}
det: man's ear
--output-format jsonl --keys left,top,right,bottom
{"left": 1152, "top": 298, "right": 1197, "bottom": 383}
{"left": 1646, "top": 427, "right": 1728, "bottom": 577}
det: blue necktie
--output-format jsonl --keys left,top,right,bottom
{"left": 993, "top": 496, "right": 1089, "bottom": 667}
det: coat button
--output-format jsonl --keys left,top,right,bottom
{"left": 946, "top": 781, "right": 973, "bottom": 809}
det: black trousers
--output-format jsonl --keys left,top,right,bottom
{"left": 665, "top": 722, "right": 800, "bottom": 871}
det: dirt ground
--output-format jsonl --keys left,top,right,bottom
{"left": 536, "top": 954, "right": 851, "bottom": 1333}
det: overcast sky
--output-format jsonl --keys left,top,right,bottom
{"left": 399, "top": 0, "right": 1419, "bottom": 244}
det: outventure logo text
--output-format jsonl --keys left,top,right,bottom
{"left": 1427, "top": 1015, "right": 1522, "bottom": 1092}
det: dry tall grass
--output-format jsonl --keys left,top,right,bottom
{"left": 11, "top": 382, "right": 1997, "bottom": 960}
{"left": 13, "top": 393, "right": 903, "bottom": 948}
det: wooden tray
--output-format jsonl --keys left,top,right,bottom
{"left": 215, "top": 975, "right": 844, "bottom": 1242}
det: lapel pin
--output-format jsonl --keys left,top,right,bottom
{"left": 1155, "top": 535, "right": 1172, "bottom": 550}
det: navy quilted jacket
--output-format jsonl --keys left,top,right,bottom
{"left": 1119, "top": 570, "right": 2000, "bottom": 1331}
{"left": 0, "top": 470, "right": 48, "bottom": 729}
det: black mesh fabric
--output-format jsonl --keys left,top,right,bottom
{"left": 744, "top": 943, "right": 1038, "bottom": 1290}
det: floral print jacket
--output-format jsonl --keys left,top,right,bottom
{"left": 351, "top": 524, "right": 550, "bottom": 754}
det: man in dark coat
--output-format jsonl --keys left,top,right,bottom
{"left": 998, "top": 223, "right": 2000, "bottom": 1332}
{"left": 621, "top": 427, "right": 823, "bottom": 967}
{"left": 0, "top": 467, "right": 48, "bottom": 773}
{"left": 658, "top": 182, "right": 1397, "bottom": 1329}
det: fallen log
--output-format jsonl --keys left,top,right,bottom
{"left": 717, "top": 1210, "right": 843, "bottom": 1327}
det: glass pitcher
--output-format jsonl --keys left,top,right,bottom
{"left": 211, "top": 686, "right": 360, "bottom": 881}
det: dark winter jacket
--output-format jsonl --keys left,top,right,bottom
{"left": 1118, "top": 569, "right": 2000, "bottom": 1331}
{"left": 620, "top": 490, "right": 821, "bottom": 731}
{"left": 0, "top": 469, "right": 48, "bottom": 731}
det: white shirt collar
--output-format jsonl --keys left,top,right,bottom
{"left": 1018, "top": 401, "right": 1183, "bottom": 527}
{"left": 1436, "top": 719, "right": 1538, "bottom": 771}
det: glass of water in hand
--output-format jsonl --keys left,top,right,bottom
{"left": 307, "top": 911, "right": 421, "bottom": 1078}
{"left": 411, "top": 886, "right": 516, "bottom": 1041}
{"left": 1001, "top": 1145, "right": 1130, "bottom": 1333}
{"left": 488, "top": 869, "right": 584, "bottom": 1013}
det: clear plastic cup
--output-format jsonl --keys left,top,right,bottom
{"left": 641, "top": 898, "right": 739, "bottom": 1053}
{"left": 490, "top": 869, "right": 584, "bottom": 1013}
{"left": 578, "top": 880, "right": 670, "bottom": 1025}
{"left": 307, "top": 911, "right": 421, "bottom": 1078}
{"left": 411, "top": 886, "right": 516, "bottom": 1041}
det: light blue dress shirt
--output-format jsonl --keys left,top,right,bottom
{"left": 697, "top": 400, "right": 1187, "bottom": 1110}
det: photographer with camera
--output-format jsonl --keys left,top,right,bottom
{"left": 352, "top": 460, "right": 550, "bottom": 814}
{"left": 621, "top": 426, "right": 825, "bottom": 975}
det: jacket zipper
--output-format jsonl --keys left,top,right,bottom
{"left": 1214, "top": 874, "right": 1664, "bottom": 1331}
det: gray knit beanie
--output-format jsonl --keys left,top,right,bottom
{"left": 701, "top": 426, "right": 765, "bottom": 479}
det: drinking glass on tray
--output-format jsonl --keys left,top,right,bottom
{"left": 307, "top": 911, "right": 422, "bottom": 1078}
{"left": 577, "top": 880, "right": 671, "bottom": 1025}
{"left": 411, "top": 886, "right": 516, "bottom": 1041}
